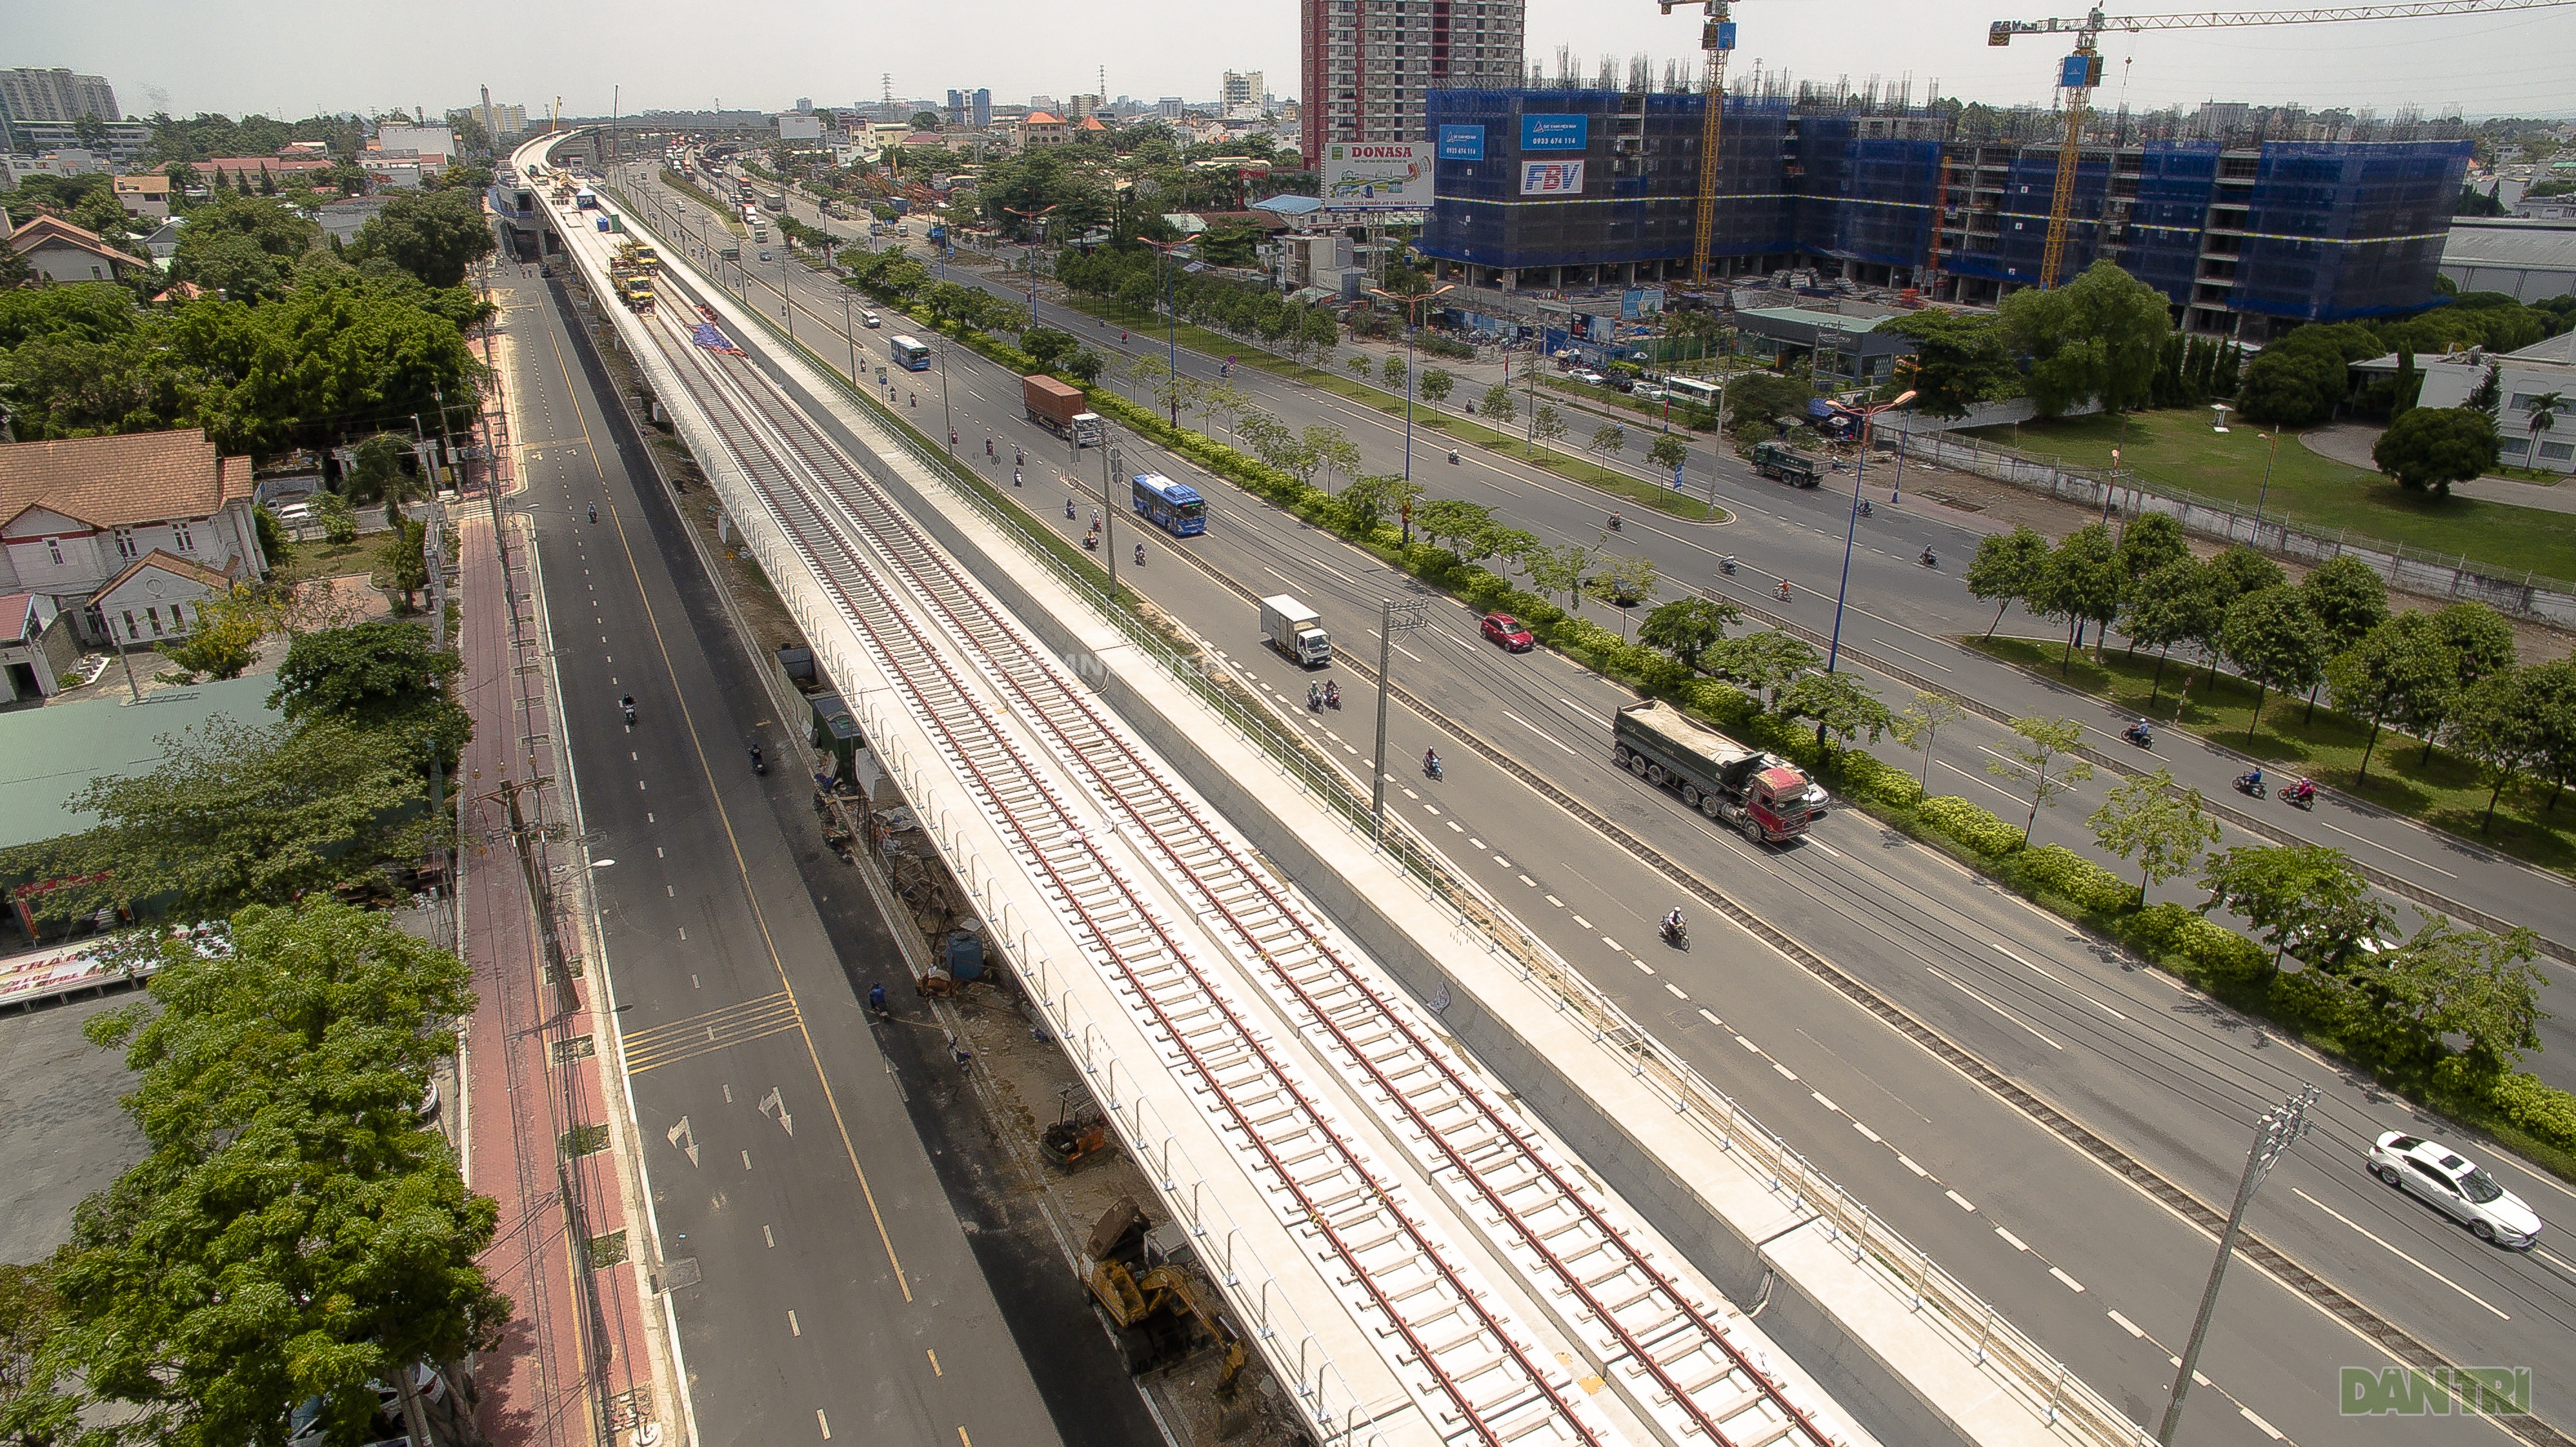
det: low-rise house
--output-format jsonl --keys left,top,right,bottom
{"left": 111, "top": 172, "right": 169, "bottom": 219}
{"left": 0, "top": 592, "right": 79, "bottom": 702}
{"left": 6, "top": 215, "right": 140, "bottom": 286}
{"left": 0, "top": 430, "right": 267, "bottom": 648}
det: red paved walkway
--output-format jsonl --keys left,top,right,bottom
{"left": 456, "top": 506, "right": 659, "bottom": 1447}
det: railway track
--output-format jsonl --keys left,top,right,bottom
{"left": 630, "top": 283, "right": 1846, "bottom": 1447}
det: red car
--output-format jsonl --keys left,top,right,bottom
{"left": 1480, "top": 612, "right": 1535, "bottom": 652}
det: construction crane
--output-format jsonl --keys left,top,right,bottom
{"left": 1658, "top": 1, "right": 1736, "bottom": 287}
{"left": 1992, "top": 0, "right": 2576, "bottom": 290}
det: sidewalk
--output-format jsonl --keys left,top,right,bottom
{"left": 454, "top": 507, "right": 662, "bottom": 1447}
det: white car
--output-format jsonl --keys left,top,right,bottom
{"left": 2368, "top": 1131, "right": 2544, "bottom": 1248}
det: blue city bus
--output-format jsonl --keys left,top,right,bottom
{"left": 889, "top": 335, "right": 932, "bottom": 372}
{"left": 1130, "top": 473, "right": 1206, "bottom": 536}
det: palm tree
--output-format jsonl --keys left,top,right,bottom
{"left": 2526, "top": 390, "right": 2566, "bottom": 473}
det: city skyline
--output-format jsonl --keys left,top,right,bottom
{"left": 8, "top": 0, "right": 2575, "bottom": 128}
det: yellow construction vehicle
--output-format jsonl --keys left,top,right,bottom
{"left": 1083, "top": 1198, "right": 1245, "bottom": 1388}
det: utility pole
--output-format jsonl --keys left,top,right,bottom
{"left": 2157, "top": 1086, "right": 2319, "bottom": 1446}
{"left": 496, "top": 777, "right": 581, "bottom": 1017}
{"left": 1102, "top": 440, "right": 1122, "bottom": 597}
{"left": 1369, "top": 598, "right": 1431, "bottom": 838}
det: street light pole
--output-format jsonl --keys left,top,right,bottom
{"left": 2253, "top": 429, "right": 2279, "bottom": 529}
{"left": 1369, "top": 597, "right": 1431, "bottom": 839}
{"left": 1824, "top": 390, "right": 1915, "bottom": 683}
{"left": 1368, "top": 282, "right": 1455, "bottom": 524}
{"left": 2157, "top": 1087, "right": 2317, "bottom": 1446}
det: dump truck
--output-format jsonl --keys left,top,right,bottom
{"left": 1085, "top": 1199, "right": 1245, "bottom": 1386}
{"left": 1021, "top": 375, "right": 1105, "bottom": 447}
{"left": 1260, "top": 595, "right": 1331, "bottom": 667}
{"left": 1750, "top": 440, "right": 1820, "bottom": 487}
{"left": 1612, "top": 700, "right": 1824, "bottom": 844}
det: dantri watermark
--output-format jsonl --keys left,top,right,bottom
{"left": 2341, "top": 1366, "right": 2531, "bottom": 1417}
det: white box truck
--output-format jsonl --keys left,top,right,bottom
{"left": 1259, "top": 595, "right": 1331, "bottom": 667}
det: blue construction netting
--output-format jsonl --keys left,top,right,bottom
{"left": 1797, "top": 127, "right": 1940, "bottom": 268}
{"left": 1945, "top": 148, "right": 2115, "bottom": 285}
{"left": 2118, "top": 141, "right": 2221, "bottom": 307}
{"left": 2231, "top": 139, "right": 2471, "bottom": 321}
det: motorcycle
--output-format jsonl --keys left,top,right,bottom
{"left": 1083, "top": 530, "right": 1099, "bottom": 551}
{"left": 1659, "top": 917, "right": 1689, "bottom": 949}
{"left": 1447, "top": 450, "right": 1460, "bottom": 465}
{"left": 750, "top": 745, "right": 767, "bottom": 776}
{"left": 1323, "top": 682, "right": 1341, "bottom": 710}
{"left": 1065, "top": 498, "right": 1077, "bottom": 520}
{"left": 1918, "top": 549, "right": 1937, "bottom": 569}
{"left": 621, "top": 695, "right": 637, "bottom": 726}
{"left": 2233, "top": 771, "right": 2268, "bottom": 799}
{"left": 1776, "top": 580, "right": 1793, "bottom": 602}
{"left": 1607, "top": 512, "right": 1623, "bottom": 532}
{"left": 1423, "top": 754, "right": 1444, "bottom": 782}
{"left": 588, "top": 503, "right": 598, "bottom": 523}
{"left": 1719, "top": 556, "right": 1737, "bottom": 576}
{"left": 1857, "top": 499, "right": 1873, "bottom": 518}
{"left": 1014, "top": 469, "right": 1023, "bottom": 487}
{"left": 1133, "top": 543, "right": 1145, "bottom": 566}
{"left": 867, "top": 984, "right": 891, "bottom": 1023}
{"left": 2122, "top": 722, "right": 2155, "bottom": 749}
{"left": 1308, "top": 684, "right": 1323, "bottom": 712}
{"left": 2284, "top": 779, "right": 2317, "bottom": 810}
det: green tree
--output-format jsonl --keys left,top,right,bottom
{"left": 1336, "top": 473, "right": 1420, "bottom": 535}
{"left": 1996, "top": 260, "right": 2172, "bottom": 416}
{"left": 2521, "top": 658, "right": 2576, "bottom": 813}
{"left": 2114, "top": 511, "right": 2189, "bottom": 585}
{"left": 1418, "top": 367, "right": 1454, "bottom": 404}
{"left": 270, "top": 620, "right": 470, "bottom": 776}
{"left": 911, "top": 110, "right": 943, "bottom": 132}
{"left": 2517, "top": 390, "right": 2564, "bottom": 467}
{"left": 2453, "top": 667, "right": 2550, "bottom": 830}
{"left": 2089, "top": 769, "right": 2220, "bottom": 904}
{"left": 1021, "top": 325, "right": 1076, "bottom": 371}
{"left": 1966, "top": 525, "right": 2051, "bottom": 640}
{"left": 2200, "top": 842, "right": 2372, "bottom": 973}
{"left": 376, "top": 517, "right": 431, "bottom": 611}
{"left": 1890, "top": 691, "right": 1964, "bottom": 788}
{"left": 2120, "top": 559, "right": 2218, "bottom": 703}
{"left": 1519, "top": 542, "right": 1589, "bottom": 614}
{"left": 2371, "top": 407, "right": 2499, "bottom": 495}
{"left": 1584, "top": 553, "right": 1660, "bottom": 622}
{"left": 160, "top": 585, "right": 274, "bottom": 682}
{"left": 1303, "top": 423, "right": 1361, "bottom": 487}
{"left": 1414, "top": 498, "right": 1495, "bottom": 558}
{"left": 2299, "top": 555, "right": 2390, "bottom": 720}
{"left": 2324, "top": 612, "right": 2457, "bottom": 782}
{"left": 169, "top": 194, "right": 319, "bottom": 276}
{"left": 1719, "top": 371, "right": 1813, "bottom": 437}
{"left": 178, "top": 231, "right": 287, "bottom": 302}
{"left": 1531, "top": 403, "right": 1567, "bottom": 456}
{"left": 1869, "top": 309, "right": 2018, "bottom": 418}
{"left": 2220, "top": 586, "right": 2328, "bottom": 742}
{"left": 1647, "top": 432, "right": 1690, "bottom": 479}
{"left": 1989, "top": 714, "right": 2093, "bottom": 842}
{"left": 2352, "top": 913, "right": 2545, "bottom": 1082}
{"left": 1774, "top": 671, "right": 1890, "bottom": 752}
{"left": 1062, "top": 346, "right": 1105, "bottom": 384}
{"left": 1478, "top": 380, "right": 1516, "bottom": 425}
{"left": 1638, "top": 596, "right": 1742, "bottom": 673}
{"left": 1381, "top": 354, "right": 1407, "bottom": 390}
{"left": 0, "top": 718, "right": 430, "bottom": 928}
{"left": 42, "top": 900, "right": 507, "bottom": 1447}
{"left": 1587, "top": 423, "right": 1627, "bottom": 460}
{"left": 2029, "top": 522, "right": 2124, "bottom": 669}
{"left": 1707, "top": 631, "right": 1822, "bottom": 700}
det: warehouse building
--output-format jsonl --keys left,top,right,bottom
{"left": 1415, "top": 88, "right": 2470, "bottom": 341}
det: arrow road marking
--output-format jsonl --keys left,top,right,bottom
{"left": 760, "top": 1086, "right": 795, "bottom": 1136}
{"left": 667, "top": 1115, "right": 700, "bottom": 1168}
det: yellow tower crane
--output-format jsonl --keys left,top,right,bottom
{"left": 1658, "top": 0, "right": 1736, "bottom": 286}
{"left": 1991, "top": 0, "right": 2576, "bottom": 290}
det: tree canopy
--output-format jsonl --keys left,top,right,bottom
{"left": 347, "top": 190, "right": 497, "bottom": 289}
{"left": 1869, "top": 309, "right": 2017, "bottom": 419}
{"left": 1997, "top": 260, "right": 2172, "bottom": 417}
{"left": 2371, "top": 407, "right": 2498, "bottom": 495}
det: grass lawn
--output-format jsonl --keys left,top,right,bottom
{"left": 1065, "top": 294, "right": 1726, "bottom": 522}
{"left": 1967, "top": 633, "right": 2576, "bottom": 876}
{"left": 1958, "top": 409, "right": 2576, "bottom": 582}
{"left": 270, "top": 538, "right": 375, "bottom": 587}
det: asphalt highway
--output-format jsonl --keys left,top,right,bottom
{"left": 612, "top": 161, "right": 2576, "bottom": 1446}
{"left": 490, "top": 259, "right": 1135, "bottom": 1447}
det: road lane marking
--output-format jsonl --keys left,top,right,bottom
{"left": 1811, "top": 1092, "right": 1839, "bottom": 1113}
{"left": 764, "top": 1225, "right": 774, "bottom": 1248}
{"left": 1853, "top": 1120, "right": 1881, "bottom": 1142}
{"left": 2108, "top": 1309, "right": 2143, "bottom": 1337}
{"left": 1520, "top": 874, "right": 1538, "bottom": 886}
{"left": 2050, "top": 1267, "right": 2086, "bottom": 1293}
{"left": 1771, "top": 1062, "right": 1798, "bottom": 1082}
{"left": 1634, "top": 958, "right": 1656, "bottom": 975}
{"left": 2239, "top": 1406, "right": 2283, "bottom": 1441}
{"left": 927, "top": 1348, "right": 941, "bottom": 1375}
{"left": 1926, "top": 966, "right": 2066, "bottom": 1051}
{"left": 1939, "top": 758, "right": 2029, "bottom": 805}
{"left": 1469, "top": 836, "right": 1487, "bottom": 849}
{"left": 788, "top": 1310, "right": 800, "bottom": 1336}
{"left": 818, "top": 1410, "right": 830, "bottom": 1439}
{"left": 1900, "top": 1155, "right": 1927, "bottom": 1177}
{"left": 1502, "top": 709, "right": 1581, "bottom": 756}
{"left": 1698, "top": 1009, "right": 1724, "bottom": 1027}
{"left": 1571, "top": 914, "right": 1592, "bottom": 928}
{"left": 1995, "top": 945, "right": 2133, "bottom": 1022}
{"left": 2308, "top": 815, "right": 2458, "bottom": 878}
{"left": 1946, "top": 1190, "right": 1977, "bottom": 1212}
{"left": 1546, "top": 895, "right": 1564, "bottom": 906}
{"left": 1996, "top": 1228, "right": 2029, "bottom": 1252}
{"left": 1735, "top": 1035, "right": 1760, "bottom": 1052}
{"left": 1601, "top": 935, "right": 1621, "bottom": 950}
{"left": 2292, "top": 1188, "right": 2508, "bottom": 1319}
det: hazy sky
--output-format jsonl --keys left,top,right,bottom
{"left": 21, "top": 0, "right": 2576, "bottom": 124}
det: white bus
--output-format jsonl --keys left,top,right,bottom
{"left": 1660, "top": 376, "right": 1722, "bottom": 410}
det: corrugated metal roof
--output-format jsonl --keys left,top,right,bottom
{"left": 0, "top": 676, "right": 283, "bottom": 851}
{"left": 2442, "top": 221, "right": 2576, "bottom": 273}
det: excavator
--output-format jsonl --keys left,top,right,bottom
{"left": 1083, "top": 1198, "right": 1245, "bottom": 1388}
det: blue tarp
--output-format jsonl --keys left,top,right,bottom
{"left": 691, "top": 321, "right": 743, "bottom": 356}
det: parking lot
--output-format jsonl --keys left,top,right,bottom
{"left": 0, "top": 991, "right": 148, "bottom": 1264}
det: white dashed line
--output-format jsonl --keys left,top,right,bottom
{"left": 1493, "top": 856, "right": 1511, "bottom": 868}
{"left": 1995, "top": 1228, "right": 2029, "bottom": 1252}
{"left": 2050, "top": 1267, "right": 2086, "bottom": 1293}
{"left": 1665, "top": 982, "right": 1689, "bottom": 1000}
{"left": 1600, "top": 935, "right": 1620, "bottom": 950}
{"left": 1735, "top": 1035, "right": 1760, "bottom": 1052}
{"left": 1446, "top": 820, "right": 1464, "bottom": 833}
{"left": 1771, "top": 1062, "right": 1798, "bottom": 1082}
{"left": 1899, "top": 1155, "right": 1927, "bottom": 1177}
{"left": 2108, "top": 1310, "right": 2144, "bottom": 1338}
{"left": 1946, "top": 1189, "right": 1977, "bottom": 1212}
{"left": 2240, "top": 1407, "right": 2284, "bottom": 1441}
{"left": 1469, "top": 837, "right": 1487, "bottom": 849}
{"left": 1634, "top": 958, "right": 1656, "bottom": 975}
{"left": 1546, "top": 895, "right": 1564, "bottom": 907}
{"left": 1571, "top": 914, "right": 1593, "bottom": 929}
{"left": 1810, "top": 1092, "right": 1839, "bottom": 1113}
{"left": 1852, "top": 1121, "right": 1881, "bottom": 1142}
{"left": 1698, "top": 1009, "right": 1723, "bottom": 1027}
{"left": 1519, "top": 874, "right": 1539, "bottom": 886}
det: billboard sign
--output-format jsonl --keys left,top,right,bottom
{"left": 1520, "top": 160, "right": 1585, "bottom": 196}
{"left": 1521, "top": 114, "right": 1589, "bottom": 152}
{"left": 1322, "top": 141, "right": 1431, "bottom": 213}
{"left": 1437, "top": 125, "right": 1486, "bottom": 161}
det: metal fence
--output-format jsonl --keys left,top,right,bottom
{"left": 1881, "top": 429, "right": 2576, "bottom": 626}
